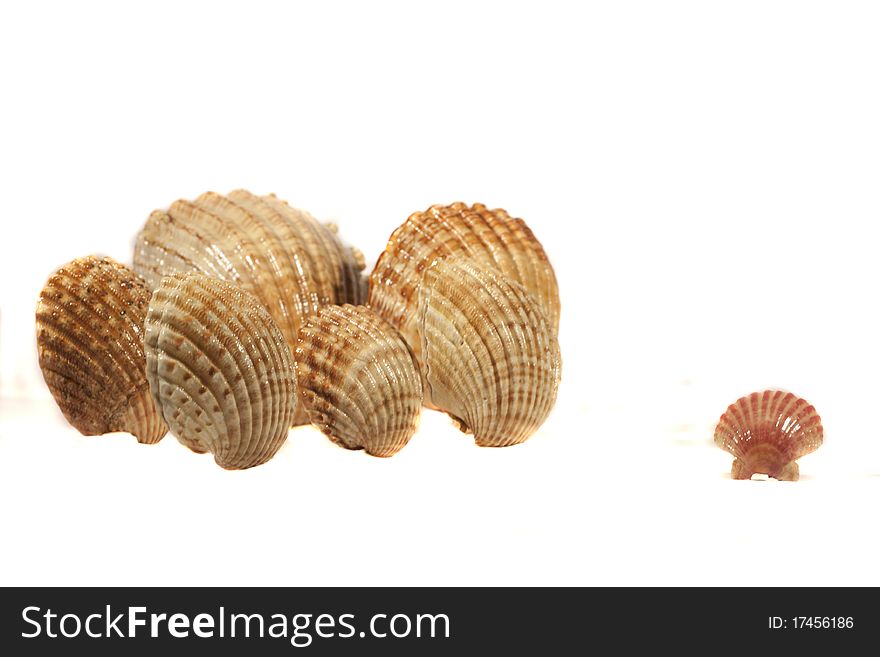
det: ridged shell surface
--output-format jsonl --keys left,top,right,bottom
{"left": 295, "top": 305, "right": 422, "bottom": 457}
{"left": 133, "top": 189, "right": 366, "bottom": 423}
{"left": 418, "top": 258, "right": 561, "bottom": 447}
{"left": 714, "top": 390, "right": 823, "bottom": 481}
{"left": 35, "top": 256, "right": 167, "bottom": 444}
{"left": 368, "top": 202, "right": 560, "bottom": 368}
{"left": 145, "top": 273, "right": 296, "bottom": 469}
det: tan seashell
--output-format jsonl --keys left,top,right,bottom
{"left": 368, "top": 202, "right": 560, "bottom": 369}
{"left": 35, "top": 256, "right": 167, "bottom": 444}
{"left": 714, "top": 390, "right": 824, "bottom": 481}
{"left": 417, "top": 258, "right": 561, "bottom": 447}
{"left": 133, "top": 189, "right": 366, "bottom": 423}
{"left": 295, "top": 304, "right": 422, "bottom": 457}
{"left": 144, "top": 273, "right": 296, "bottom": 469}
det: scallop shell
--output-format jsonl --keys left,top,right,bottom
{"left": 417, "top": 258, "right": 561, "bottom": 447}
{"left": 295, "top": 305, "right": 422, "bottom": 457}
{"left": 714, "top": 391, "right": 823, "bottom": 481}
{"left": 133, "top": 189, "right": 366, "bottom": 423}
{"left": 368, "top": 202, "right": 560, "bottom": 369}
{"left": 144, "top": 273, "right": 296, "bottom": 469}
{"left": 35, "top": 256, "right": 167, "bottom": 444}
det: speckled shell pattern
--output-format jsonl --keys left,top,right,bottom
{"left": 295, "top": 305, "right": 422, "bottom": 457}
{"left": 144, "top": 273, "right": 296, "bottom": 470}
{"left": 133, "top": 189, "right": 366, "bottom": 424}
{"left": 714, "top": 390, "right": 823, "bottom": 481}
{"left": 417, "top": 258, "right": 561, "bottom": 447}
{"left": 368, "top": 202, "right": 560, "bottom": 370}
{"left": 35, "top": 256, "right": 167, "bottom": 444}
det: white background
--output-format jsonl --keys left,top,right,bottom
{"left": 1, "top": 1, "right": 879, "bottom": 586}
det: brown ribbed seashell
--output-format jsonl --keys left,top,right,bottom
{"left": 417, "top": 258, "right": 561, "bottom": 447}
{"left": 133, "top": 189, "right": 366, "bottom": 424}
{"left": 144, "top": 273, "right": 296, "bottom": 469}
{"left": 35, "top": 256, "right": 167, "bottom": 444}
{"left": 295, "top": 304, "right": 421, "bottom": 457}
{"left": 368, "top": 202, "right": 560, "bottom": 369}
{"left": 714, "top": 390, "right": 823, "bottom": 481}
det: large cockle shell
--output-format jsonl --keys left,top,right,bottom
{"left": 417, "top": 258, "right": 561, "bottom": 447}
{"left": 35, "top": 255, "right": 167, "bottom": 444}
{"left": 145, "top": 273, "right": 296, "bottom": 470}
{"left": 133, "top": 189, "right": 366, "bottom": 423}
{"left": 295, "top": 304, "right": 422, "bottom": 457}
{"left": 368, "top": 202, "right": 560, "bottom": 369}
{"left": 714, "top": 390, "right": 823, "bottom": 481}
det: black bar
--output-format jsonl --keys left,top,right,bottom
{"left": 0, "top": 587, "right": 872, "bottom": 654}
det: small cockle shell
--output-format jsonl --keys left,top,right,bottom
{"left": 133, "top": 189, "right": 366, "bottom": 424}
{"left": 295, "top": 304, "right": 422, "bottom": 457}
{"left": 714, "top": 390, "right": 824, "bottom": 481}
{"left": 417, "top": 258, "right": 561, "bottom": 447}
{"left": 368, "top": 202, "right": 560, "bottom": 368}
{"left": 144, "top": 273, "right": 296, "bottom": 470}
{"left": 35, "top": 256, "right": 167, "bottom": 444}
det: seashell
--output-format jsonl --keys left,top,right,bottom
{"left": 133, "top": 189, "right": 367, "bottom": 423}
{"left": 35, "top": 256, "right": 167, "bottom": 444}
{"left": 368, "top": 202, "right": 560, "bottom": 369}
{"left": 295, "top": 304, "right": 422, "bottom": 457}
{"left": 417, "top": 258, "right": 561, "bottom": 447}
{"left": 714, "top": 390, "right": 823, "bottom": 481}
{"left": 144, "top": 273, "right": 296, "bottom": 469}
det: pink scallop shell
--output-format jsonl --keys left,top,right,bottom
{"left": 714, "top": 390, "right": 823, "bottom": 481}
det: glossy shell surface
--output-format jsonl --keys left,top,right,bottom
{"left": 368, "top": 202, "right": 559, "bottom": 368}
{"left": 418, "top": 258, "right": 561, "bottom": 447}
{"left": 714, "top": 390, "right": 823, "bottom": 481}
{"left": 36, "top": 255, "right": 167, "bottom": 444}
{"left": 134, "top": 189, "right": 366, "bottom": 423}
{"left": 145, "top": 273, "right": 296, "bottom": 469}
{"left": 295, "top": 304, "right": 421, "bottom": 457}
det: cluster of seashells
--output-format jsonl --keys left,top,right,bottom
{"left": 36, "top": 192, "right": 562, "bottom": 469}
